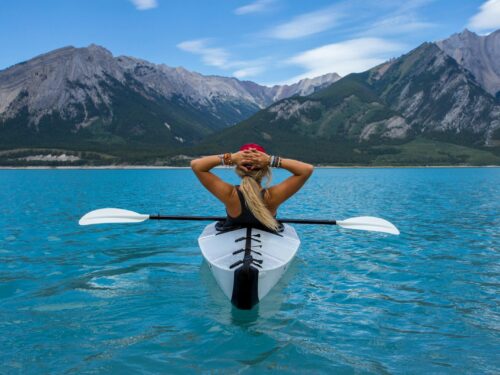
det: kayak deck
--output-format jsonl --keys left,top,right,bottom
{"left": 199, "top": 223, "right": 299, "bottom": 270}
{"left": 198, "top": 222, "right": 300, "bottom": 309}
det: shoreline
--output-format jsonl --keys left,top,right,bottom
{"left": 0, "top": 165, "right": 499, "bottom": 170}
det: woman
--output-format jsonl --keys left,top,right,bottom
{"left": 190, "top": 144, "right": 313, "bottom": 232}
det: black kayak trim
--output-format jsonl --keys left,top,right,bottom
{"left": 230, "top": 227, "right": 260, "bottom": 310}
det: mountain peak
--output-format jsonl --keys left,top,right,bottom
{"left": 436, "top": 28, "right": 500, "bottom": 96}
{"left": 29, "top": 45, "right": 77, "bottom": 61}
{"left": 85, "top": 43, "right": 113, "bottom": 55}
{"left": 87, "top": 43, "right": 105, "bottom": 49}
{"left": 296, "top": 72, "right": 341, "bottom": 85}
{"left": 460, "top": 28, "right": 477, "bottom": 36}
{"left": 267, "top": 72, "right": 341, "bottom": 101}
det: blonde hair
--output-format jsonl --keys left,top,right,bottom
{"left": 235, "top": 166, "right": 280, "bottom": 231}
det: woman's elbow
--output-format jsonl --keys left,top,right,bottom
{"left": 304, "top": 163, "right": 314, "bottom": 178}
{"left": 190, "top": 158, "right": 200, "bottom": 170}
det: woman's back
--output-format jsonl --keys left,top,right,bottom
{"left": 191, "top": 144, "right": 313, "bottom": 232}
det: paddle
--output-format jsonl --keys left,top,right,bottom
{"left": 79, "top": 208, "right": 400, "bottom": 235}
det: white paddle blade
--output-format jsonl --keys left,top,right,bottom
{"left": 79, "top": 208, "right": 149, "bottom": 226}
{"left": 337, "top": 216, "right": 400, "bottom": 235}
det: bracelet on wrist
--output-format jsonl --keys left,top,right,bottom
{"left": 218, "top": 154, "right": 224, "bottom": 166}
{"left": 268, "top": 155, "right": 282, "bottom": 168}
{"left": 223, "top": 153, "right": 233, "bottom": 166}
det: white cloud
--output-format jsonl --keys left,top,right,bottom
{"left": 233, "top": 66, "right": 265, "bottom": 78}
{"left": 235, "top": 0, "right": 274, "bottom": 15}
{"left": 268, "top": 6, "right": 342, "bottom": 39}
{"left": 468, "top": 0, "right": 500, "bottom": 31}
{"left": 264, "top": 1, "right": 429, "bottom": 40}
{"left": 285, "top": 38, "right": 403, "bottom": 82}
{"left": 362, "top": 15, "right": 435, "bottom": 36}
{"left": 393, "top": 0, "right": 434, "bottom": 12}
{"left": 177, "top": 39, "right": 267, "bottom": 78}
{"left": 177, "top": 39, "right": 230, "bottom": 68}
{"left": 350, "top": 0, "right": 435, "bottom": 36}
{"left": 130, "top": 0, "right": 158, "bottom": 10}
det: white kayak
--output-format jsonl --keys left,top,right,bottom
{"left": 198, "top": 222, "right": 300, "bottom": 309}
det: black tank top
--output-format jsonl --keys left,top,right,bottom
{"left": 221, "top": 186, "right": 272, "bottom": 229}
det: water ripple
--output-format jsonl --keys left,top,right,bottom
{"left": 0, "top": 168, "right": 499, "bottom": 373}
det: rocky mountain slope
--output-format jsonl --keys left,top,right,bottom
{"left": 2, "top": 29, "right": 500, "bottom": 166}
{"left": 368, "top": 43, "right": 500, "bottom": 146}
{"left": 194, "top": 42, "right": 500, "bottom": 165}
{"left": 437, "top": 29, "right": 500, "bottom": 99}
{"left": 0, "top": 45, "right": 339, "bottom": 152}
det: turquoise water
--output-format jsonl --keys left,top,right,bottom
{"left": 0, "top": 168, "right": 499, "bottom": 374}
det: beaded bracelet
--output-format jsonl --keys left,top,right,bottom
{"left": 268, "top": 155, "right": 282, "bottom": 168}
{"left": 223, "top": 153, "right": 233, "bottom": 166}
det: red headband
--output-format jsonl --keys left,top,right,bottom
{"left": 239, "top": 143, "right": 266, "bottom": 153}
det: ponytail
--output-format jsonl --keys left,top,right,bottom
{"left": 236, "top": 167, "right": 280, "bottom": 231}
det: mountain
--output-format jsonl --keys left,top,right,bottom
{"left": 0, "top": 44, "right": 340, "bottom": 156}
{"left": 437, "top": 29, "right": 500, "bottom": 99}
{"left": 267, "top": 73, "right": 341, "bottom": 101}
{"left": 194, "top": 42, "right": 500, "bottom": 165}
{"left": 2, "top": 32, "right": 500, "bottom": 166}
{"left": 367, "top": 43, "right": 500, "bottom": 146}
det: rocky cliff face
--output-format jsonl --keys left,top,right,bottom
{"left": 437, "top": 29, "right": 500, "bottom": 98}
{"left": 198, "top": 41, "right": 500, "bottom": 158}
{"left": 0, "top": 44, "right": 340, "bottom": 149}
{"left": 0, "top": 45, "right": 122, "bottom": 126}
{"left": 369, "top": 43, "right": 500, "bottom": 145}
{"left": 263, "top": 41, "right": 500, "bottom": 146}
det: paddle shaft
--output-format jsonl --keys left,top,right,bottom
{"left": 79, "top": 209, "right": 397, "bottom": 233}
{"left": 149, "top": 215, "right": 337, "bottom": 225}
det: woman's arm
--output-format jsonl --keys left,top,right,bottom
{"left": 267, "top": 158, "right": 313, "bottom": 208}
{"left": 190, "top": 152, "right": 249, "bottom": 204}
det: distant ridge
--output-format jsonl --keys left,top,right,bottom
{"left": 0, "top": 44, "right": 340, "bottom": 156}
{"left": 1, "top": 30, "right": 500, "bottom": 166}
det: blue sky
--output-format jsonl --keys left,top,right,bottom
{"left": 1, "top": 0, "right": 499, "bottom": 85}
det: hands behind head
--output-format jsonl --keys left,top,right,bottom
{"left": 232, "top": 148, "right": 269, "bottom": 172}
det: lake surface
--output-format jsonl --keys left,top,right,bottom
{"left": 0, "top": 168, "right": 499, "bottom": 374}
